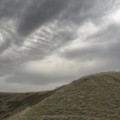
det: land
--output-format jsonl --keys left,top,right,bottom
{"left": 0, "top": 72, "right": 120, "bottom": 120}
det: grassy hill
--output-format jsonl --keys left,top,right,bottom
{"left": 1, "top": 72, "right": 120, "bottom": 120}
{"left": 0, "top": 91, "right": 56, "bottom": 120}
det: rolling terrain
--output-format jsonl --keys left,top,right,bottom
{"left": 0, "top": 72, "right": 120, "bottom": 120}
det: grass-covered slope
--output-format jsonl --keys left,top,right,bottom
{"left": 6, "top": 72, "right": 120, "bottom": 120}
{"left": 0, "top": 72, "right": 120, "bottom": 120}
{"left": 0, "top": 91, "right": 56, "bottom": 120}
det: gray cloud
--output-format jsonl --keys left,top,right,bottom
{"left": 88, "top": 24, "right": 120, "bottom": 42}
{"left": 6, "top": 72, "right": 74, "bottom": 85}
{"left": 0, "top": 0, "right": 115, "bottom": 57}
{"left": 0, "top": 0, "right": 29, "bottom": 19}
{"left": 17, "top": 0, "right": 70, "bottom": 36}
{"left": 0, "top": 39, "right": 11, "bottom": 54}
{"left": 17, "top": 0, "right": 115, "bottom": 36}
{"left": 59, "top": 46, "right": 102, "bottom": 61}
{"left": 60, "top": 25, "right": 120, "bottom": 62}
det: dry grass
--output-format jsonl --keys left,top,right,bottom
{"left": 0, "top": 72, "right": 120, "bottom": 120}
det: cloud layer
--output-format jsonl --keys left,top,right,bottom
{"left": 0, "top": 0, "right": 120, "bottom": 92}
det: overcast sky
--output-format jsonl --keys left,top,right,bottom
{"left": 0, "top": 0, "right": 120, "bottom": 92}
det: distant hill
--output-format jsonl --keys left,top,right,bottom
{"left": 1, "top": 72, "right": 120, "bottom": 120}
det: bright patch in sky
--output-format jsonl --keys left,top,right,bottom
{"left": 108, "top": 9, "right": 120, "bottom": 23}
{"left": 0, "top": 33, "right": 3, "bottom": 42}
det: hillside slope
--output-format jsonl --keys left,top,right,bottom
{"left": 1, "top": 72, "right": 120, "bottom": 120}
{"left": 0, "top": 91, "right": 56, "bottom": 120}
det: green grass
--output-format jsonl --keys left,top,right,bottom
{"left": 1, "top": 72, "right": 120, "bottom": 120}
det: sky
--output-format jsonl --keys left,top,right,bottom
{"left": 0, "top": 0, "right": 120, "bottom": 92}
